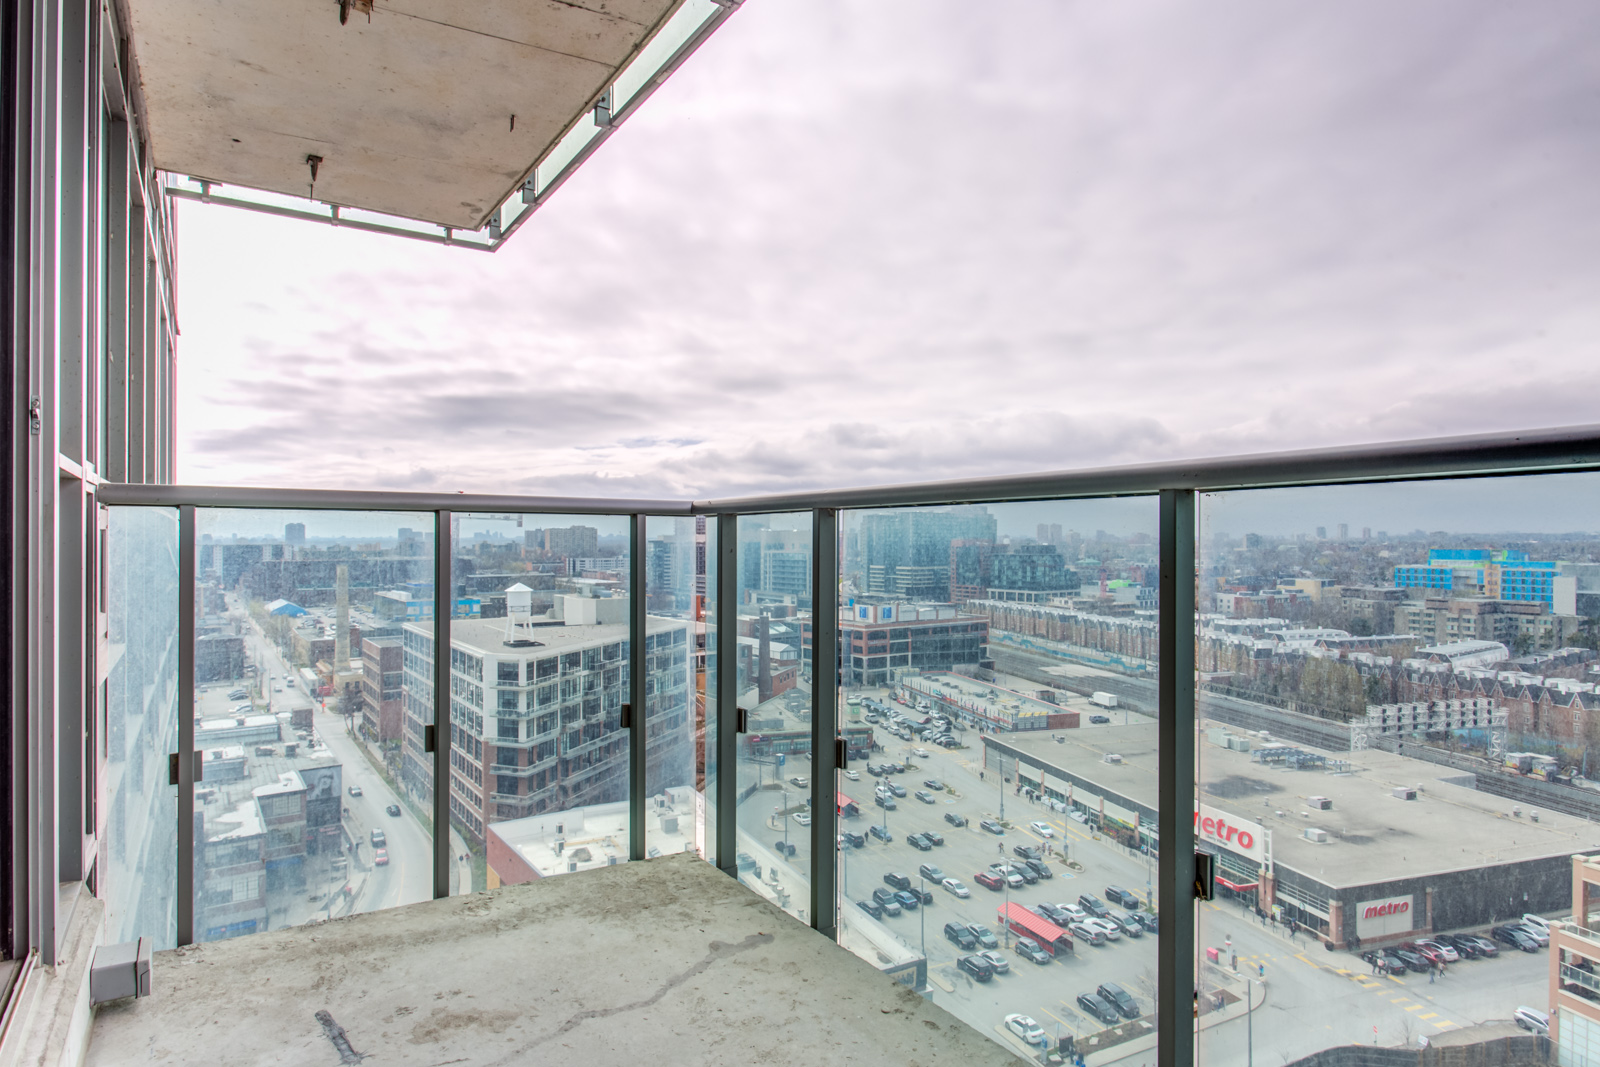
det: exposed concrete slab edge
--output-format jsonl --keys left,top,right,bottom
{"left": 0, "top": 889, "right": 103, "bottom": 1067}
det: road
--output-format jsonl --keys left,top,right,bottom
{"left": 231, "top": 597, "right": 456, "bottom": 919}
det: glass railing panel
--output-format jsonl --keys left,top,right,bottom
{"left": 612, "top": 0, "right": 721, "bottom": 113}
{"left": 101, "top": 506, "right": 181, "bottom": 949}
{"left": 456, "top": 513, "right": 636, "bottom": 891}
{"left": 645, "top": 515, "right": 710, "bottom": 861}
{"left": 837, "top": 498, "right": 1161, "bottom": 1062}
{"left": 734, "top": 512, "right": 813, "bottom": 922}
{"left": 190, "top": 509, "right": 434, "bottom": 940}
{"left": 1196, "top": 473, "right": 1600, "bottom": 1064}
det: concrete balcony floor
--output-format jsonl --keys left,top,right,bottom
{"left": 87, "top": 853, "right": 1016, "bottom": 1066}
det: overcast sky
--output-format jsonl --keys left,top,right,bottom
{"left": 174, "top": 0, "right": 1600, "bottom": 508}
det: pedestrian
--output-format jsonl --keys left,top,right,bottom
{"left": 1258, "top": 962, "right": 1265, "bottom": 979}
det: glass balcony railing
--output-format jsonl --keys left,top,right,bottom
{"left": 96, "top": 426, "right": 1600, "bottom": 1066}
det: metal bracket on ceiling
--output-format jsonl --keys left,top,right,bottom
{"left": 593, "top": 89, "right": 613, "bottom": 130}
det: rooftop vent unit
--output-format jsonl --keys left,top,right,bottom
{"left": 1392, "top": 786, "right": 1417, "bottom": 801}
{"left": 1304, "top": 828, "right": 1328, "bottom": 843}
{"left": 1307, "top": 796, "right": 1332, "bottom": 810}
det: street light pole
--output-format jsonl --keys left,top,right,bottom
{"left": 1247, "top": 977, "right": 1255, "bottom": 1067}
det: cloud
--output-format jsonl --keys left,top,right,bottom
{"left": 175, "top": 0, "right": 1600, "bottom": 505}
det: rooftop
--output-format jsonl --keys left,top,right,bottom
{"left": 993, "top": 720, "right": 1599, "bottom": 889}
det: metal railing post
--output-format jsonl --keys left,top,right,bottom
{"left": 176, "top": 504, "right": 196, "bottom": 945}
{"left": 629, "top": 514, "right": 647, "bottom": 861}
{"left": 1157, "top": 489, "right": 1196, "bottom": 1067}
{"left": 714, "top": 513, "right": 738, "bottom": 874}
{"left": 432, "top": 510, "right": 452, "bottom": 898}
{"left": 810, "top": 508, "right": 838, "bottom": 937}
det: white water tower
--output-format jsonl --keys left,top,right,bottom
{"left": 504, "top": 582, "right": 535, "bottom": 644}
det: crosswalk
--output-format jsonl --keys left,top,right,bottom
{"left": 1220, "top": 942, "right": 1460, "bottom": 1032}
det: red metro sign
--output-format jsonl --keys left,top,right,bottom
{"left": 1362, "top": 899, "right": 1409, "bottom": 920}
{"left": 1193, "top": 804, "right": 1265, "bottom": 863}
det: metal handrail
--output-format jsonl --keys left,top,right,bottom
{"left": 97, "top": 423, "right": 1600, "bottom": 514}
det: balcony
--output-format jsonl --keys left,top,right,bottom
{"left": 25, "top": 427, "right": 1587, "bottom": 1067}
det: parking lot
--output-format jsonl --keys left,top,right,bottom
{"left": 735, "top": 689, "right": 1555, "bottom": 1064}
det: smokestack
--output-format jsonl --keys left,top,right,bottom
{"left": 335, "top": 564, "right": 350, "bottom": 671}
{"left": 758, "top": 613, "right": 773, "bottom": 704}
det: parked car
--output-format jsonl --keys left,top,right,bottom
{"left": 1401, "top": 942, "right": 1446, "bottom": 966}
{"left": 1083, "top": 917, "right": 1122, "bottom": 941}
{"left": 944, "top": 923, "right": 978, "bottom": 950}
{"left": 370, "top": 829, "right": 386, "bottom": 847}
{"left": 1390, "top": 948, "right": 1432, "bottom": 972}
{"left": 922, "top": 830, "right": 945, "bottom": 846}
{"left": 1109, "top": 911, "right": 1144, "bottom": 937}
{"left": 1028, "top": 820, "right": 1054, "bottom": 838}
{"left": 942, "top": 878, "right": 970, "bottom": 898}
{"left": 874, "top": 796, "right": 897, "bottom": 810}
{"left": 1037, "top": 902, "right": 1072, "bottom": 926}
{"left": 945, "top": 813, "right": 968, "bottom": 827}
{"left": 348, "top": 785, "right": 363, "bottom": 797}
{"left": 385, "top": 804, "right": 401, "bottom": 817}
{"left": 869, "top": 825, "right": 893, "bottom": 842}
{"left": 1058, "top": 903, "right": 1089, "bottom": 923}
{"left": 1515, "top": 1007, "right": 1551, "bottom": 1035}
{"left": 867, "top": 764, "right": 885, "bottom": 777}
{"left": 907, "top": 833, "right": 932, "bottom": 852}
{"left": 1105, "top": 885, "right": 1141, "bottom": 909}
{"left": 1522, "top": 914, "right": 1552, "bottom": 935}
{"left": 871, "top": 888, "right": 902, "bottom": 916}
{"left": 840, "top": 830, "right": 865, "bottom": 848}
{"left": 1090, "top": 714, "right": 1111, "bottom": 724}
{"left": 856, "top": 899, "right": 884, "bottom": 919}
{"left": 1005, "top": 1014, "right": 1047, "bottom": 1046}
{"left": 988, "top": 865, "right": 1024, "bottom": 889}
{"left": 1015, "top": 938, "right": 1052, "bottom": 964}
{"left": 1013, "top": 844, "right": 1042, "bottom": 861}
{"left": 788, "top": 776, "right": 809, "bottom": 788}
{"left": 1492, "top": 925, "right": 1540, "bottom": 952}
{"left": 843, "top": 769, "right": 859, "bottom": 781}
{"left": 1136, "top": 911, "right": 1159, "bottom": 934}
{"left": 227, "top": 688, "right": 248, "bottom": 700}
{"left": 1361, "top": 950, "right": 1408, "bottom": 976}
{"left": 792, "top": 812, "right": 812, "bottom": 826}
{"left": 980, "top": 819, "right": 1005, "bottom": 835}
{"left": 1077, "top": 992, "right": 1121, "bottom": 1025}
{"left": 1516, "top": 922, "right": 1550, "bottom": 947}
{"left": 1025, "top": 859, "right": 1054, "bottom": 881}
{"left": 1097, "top": 982, "right": 1141, "bottom": 1020}
{"left": 923, "top": 779, "right": 946, "bottom": 791}
{"left": 884, "top": 872, "right": 912, "bottom": 891}
{"left": 1413, "top": 939, "right": 1459, "bottom": 962}
{"left": 918, "top": 863, "right": 945, "bottom": 883}
{"left": 1079, "top": 894, "right": 1111, "bottom": 918}
{"left": 1459, "top": 934, "right": 1499, "bottom": 957}
{"left": 914, "top": 790, "right": 936, "bottom": 804}
{"left": 373, "top": 848, "right": 389, "bottom": 866}
{"left": 1069, "top": 922, "right": 1106, "bottom": 946}
{"left": 974, "top": 871, "right": 1004, "bottom": 891}
{"left": 957, "top": 955, "right": 994, "bottom": 983}
{"left": 968, "top": 923, "right": 1000, "bottom": 950}
{"left": 1434, "top": 933, "right": 1479, "bottom": 958}
{"left": 979, "top": 949, "right": 1011, "bottom": 975}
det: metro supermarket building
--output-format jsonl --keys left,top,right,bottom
{"left": 984, "top": 723, "right": 1591, "bottom": 947}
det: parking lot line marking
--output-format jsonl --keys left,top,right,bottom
{"left": 1434, "top": 1021, "right": 1455, "bottom": 1029}
{"left": 1041, "top": 1007, "right": 1078, "bottom": 1035}
{"left": 1404, "top": 1005, "right": 1423, "bottom": 1013}
{"left": 1418, "top": 1013, "right": 1438, "bottom": 1021}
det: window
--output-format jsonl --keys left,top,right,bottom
{"left": 497, "top": 719, "right": 518, "bottom": 741}
{"left": 498, "top": 661, "right": 519, "bottom": 684}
